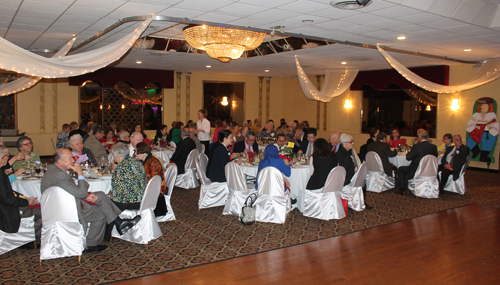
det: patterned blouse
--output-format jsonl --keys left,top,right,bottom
{"left": 109, "top": 155, "right": 147, "bottom": 203}
{"left": 143, "top": 154, "right": 167, "bottom": 194}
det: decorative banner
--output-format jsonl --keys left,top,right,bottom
{"left": 466, "top": 97, "right": 498, "bottom": 164}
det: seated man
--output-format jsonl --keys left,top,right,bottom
{"left": 0, "top": 145, "right": 41, "bottom": 247}
{"left": 167, "top": 127, "right": 196, "bottom": 174}
{"left": 396, "top": 130, "right": 438, "bottom": 195}
{"left": 438, "top": 134, "right": 470, "bottom": 194}
{"left": 329, "top": 131, "right": 341, "bottom": 153}
{"left": 84, "top": 124, "right": 107, "bottom": 159}
{"left": 298, "top": 127, "right": 317, "bottom": 158}
{"left": 367, "top": 132, "right": 397, "bottom": 177}
{"left": 41, "top": 149, "right": 140, "bottom": 253}
{"left": 233, "top": 130, "right": 258, "bottom": 154}
{"left": 274, "top": 134, "right": 299, "bottom": 153}
{"left": 129, "top": 132, "right": 143, "bottom": 157}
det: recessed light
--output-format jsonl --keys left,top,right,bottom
{"left": 341, "top": 62, "right": 347, "bottom": 65}
{"left": 206, "top": 65, "right": 211, "bottom": 68}
{"left": 397, "top": 36, "right": 406, "bottom": 40}
{"left": 136, "top": 61, "right": 142, "bottom": 64}
{"left": 302, "top": 20, "right": 314, "bottom": 23}
{"left": 265, "top": 70, "right": 270, "bottom": 72}
{"left": 464, "top": 49, "right": 472, "bottom": 52}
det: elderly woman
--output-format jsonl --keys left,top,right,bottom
{"left": 117, "top": 131, "right": 130, "bottom": 144}
{"left": 255, "top": 144, "right": 291, "bottom": 190}
{"left": 438, "top": 133, "right": 453, "bottom": 152}
{"left": 109, "top": 143, "right": 147, "bottom": 210}
{"left": 306, "top": 138, "right": 339, "bottom": 190}
{"left": 207, "top": 129, "right": 240, "bottom": 183}
{"left": 258, "top": 121, "right": 276, "bottom": 139}
{"left": 100, "top": 128, "right": 117, "bottom": 150}
{"left": 67, "top": 134, "right": 97, "bottom": 166}
{"left": 388, "top": 128, "right": 407, "bottom": 149}
{"left": 11, "top": 136, "right": 40, "bottom": 171}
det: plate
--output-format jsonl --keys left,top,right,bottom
{"left": 22, "top": 177, "right": 41, "bottom": 180}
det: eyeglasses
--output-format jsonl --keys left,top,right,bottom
{"left": 22, "top": 142, "right": 32, "bottom": 146}
{"left": 348, "top": 141, "right": 354, "bottom": 144}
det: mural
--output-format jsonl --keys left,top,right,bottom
{"left": 466, "top": 97, "right": 499, "bottom": 164}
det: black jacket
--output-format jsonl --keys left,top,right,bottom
{"left": 0, "top": 171, "right": 28, "bottom": 233}
{"left": 306, "top": 154, "right": 339, "bottom": 190}
{"left": 207, "top": 144, "right": 230, "bottom": 182}
{"left": 170, "top": 137, "right": 196, "bottom": 174}
{"left": 443, "top": 144, "right": 470, "bottom": 180}
{"left": 233, "top": 140, "right": 258, "bottom": 153}
{"left": 336, "top": 145, "right": 356, "bottom": 186}
{"left": 367, "top": 141, "right": 397, "bottom": 177}
{"left": 406, "top": 141, "right": 438, "bottom": 179}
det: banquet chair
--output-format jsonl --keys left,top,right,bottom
{"left": 40, "top": 187, "right": 86, "bottom": 262}
{"left": 157, "top": 164, "right": 178, "bottom": 222}
{"left": 175, "top": 149, "right": 200, "bottom": 189}
{"left": 112, "top": 176, "right": 162, "bottom": 245}
{"left": 199, "top": 152, "right": 209, "bottom": 175}
{"left": 303, "top": 166, "right": 346, "bottom": 220}
{"left": 169, "top": 141, "right": 176, "bottom": 148}
{"left": 51, "top": 137, "right": 57, "bottom": 151}
{"left": 254, "top": 167, "right": 291, "bottom": 224}
{"left": 200, "top": 144, "right": 205, "bottom": 155}
{"left": 441, "top": 155, "right": 470, "bottom": 195}
{"left": 342, "top": 162, "right": 367, "bottom": 212}
{"left": 196, "top": 159, "right": 229, "bottom": 209}
{"left": 408, "top": 155, "right": 439, "bottom": 198}
{"left": 365, "top": 151, "right": 395, "bottom": 193}
{"left": 223, "top": 162, "right": 257, "bottom": 216}
{"left": 0, "top": 216, "right": 36, "bottom": 255}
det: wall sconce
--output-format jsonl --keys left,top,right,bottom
{"left": 451, "top": 99, "right": 460, "bottom": 111}
{"left": 221, "top": 96, "right": 229, "bottom": 106}
{"left": 121, "top": 104, "right": 125, "bottom": 109}
{"left": 100, "top": 104, "right": 102, "bottom": 110}
{"left": 344, "top": 99, "right": 352, "bottom": 109}
{"left": 232, "top": 101, "right": 236, "bottom": 108}
{"left": 425, "top": 104, "right": 431, "bottom": 111}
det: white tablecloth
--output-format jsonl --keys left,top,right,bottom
{"left": 389, "top": 153, "right": 443, "bottom": 168}
{"left": 12, "top": 175, "right": 113, "bottom": 200}
{"left": 108, "top": 149, "right": 174, "bottom": 164}
{"left": 240, "top": 164, "right": 311, "bottom": 212}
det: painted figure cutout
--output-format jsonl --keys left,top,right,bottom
{"left": 466, "top": 97, "right": 498, "bottom": 164}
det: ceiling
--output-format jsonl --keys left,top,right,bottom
{"left": 1, "top": 0, "right": 500, "bottom": 77}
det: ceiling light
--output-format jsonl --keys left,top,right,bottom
{"left": 265, "top": 70, "right": 269, "bottom": 72}
{"left": 302, "top": 20, "right": 314, "bottom": 23}
{"left": 183, "top": 25, "right": 266, "bottom": 63}
{"left": 341, "top": 61, "right": 347, "bottom": 65}
{"left": 136, "top": 61, "right": 142, "bottom": 64}
{"left": 397, "top": 36, "right": 406, "bottom": 40}
{"left": 464, "top": 49, "right": 472, "bottom": 52}
{"left": 221, "top": 96, "right": 229, "bottom": 106}
{"left": 206, "top": 65, "right": 211, "bottom": 68}
{"left": 270, "top": 28, "right": 275, "bottom": 36}
{"left": 330, "top": 0, "right": 372, "bottom": 10}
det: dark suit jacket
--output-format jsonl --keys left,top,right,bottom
{"left": 443, "top": 144, "right": 470, "bottom": 180}
{"left": 170, "top": 137, "right": 196, "bottom": 174}
{"left": 306, "top": 154, "right": 339, "bottom": 190}
{"left": 299, "top": 140, "right": 312, "bottom": 154}
{"left": 207, "top": 144, "right": 230, "bottom": 182}
{"left": 233, "top": 140, "right": 258, "bottom": 153}
{"left": 336, "top": 145, "right": 356, "bottom": 186}
{"left": 0, "top": 171, "right": 28, "bottom": 233}
{"left": 367, "top": 141, "right": 397, "bottom": 176}
{"left": 406, "top": 140, "right": 438, "bottom": 179}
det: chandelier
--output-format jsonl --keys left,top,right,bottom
{"left": 183, "top": 25, "right": 266, "bottom": 63}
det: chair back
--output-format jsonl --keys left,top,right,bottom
{"left": 352, "top": 151, "right": 362, "bottom": 170}
{"left": 308, "top": 156, "right": 314, "bottom": 174}
{"left": 351, "top": 162, "right": 367, "bottom": 188}
{"left": 139, "top": 176, "right": 162, "bottom": 212}
{"left": 365, "top": 151, "right": 384, "bottom": 173}
{"left": 169, "top": 141, "right": 176, "bottom": 148}
{"left": 257, "top": 167, "right": 284, "bottom": 196}
{"left": 461, "top": 155, "right": 471, "bottom": 175}
{"left": 324, "top": 166, "right": 346, "bottom": 193}
{"left": 185, "top": 149, "right": 199, "bottom": 170}
{"left": 195, "top": 158, "right": 210, "bottom": 186}
{"left": 225, "top": 162, "right": 247, "bottom": 192}
{"left": 199, "top": 153, "right": 209, "bottom": 174}
{"left": 414, "top": 155, "right": 438, "bottom": 178}
{"left": 41, "top": 187, "right": 79, "bottom": 223}
{"left": 164, "top": 164, "right": 178, "bottom": 196}
{"left": 51, "top": 138, "right": 57, "bottom": 151}
{"left": 200, "top": 144, "right": 205, "bottom": 155}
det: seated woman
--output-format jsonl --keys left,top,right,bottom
{"left": 171, "top": 121, "right": 184, "bottom": 144}
{"left": 134, "top": 124, "right": 152, "bottom": 146}
{"left": 108, "top": 143, "right": 147, "bottom": 210}
{"left": 258, "top": 121, "right": 276, "bottom": 139}
{"left": 153, "top": 124, "right": 169, "bottom": 145}
{"left": 388, "top": 128, "right": 406, "bottom": 148}
{"left": 255, "top": 144, "right": 291, "bottom": 190}
{"left": 212, "top": 119, "right": 224, "bottom": 143}
{"left": 207, "top": 129, "right": 240, "bottom": 182}
{"left": 67, "top": 134, "right": 97, "bottom": 166}
{"left": 100, "top": 128, "right": 117, "bottom": 150}
{"left": 438, "top": 133, "right": 453, "bottom": 153}
{"left": 306, "top": 138, "right": 339, "bottom": 190}
{"left": 11, "top": 136, "right": 41, "bottom": 171}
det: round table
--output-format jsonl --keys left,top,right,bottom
{"left": 12, "top": 175, "right": 113, "bottom": 200}
{"left": 389, "top": 153, "right": 411, "bottom": 168}
{"left": 108, "top": 149, "right": 174, "bottom": 165}
{"left": 239, "top": 163, "right": 311, "bottom": 212}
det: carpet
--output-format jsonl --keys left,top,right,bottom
{"left": 1, "top": 170, "right": 499, "bottom": 284}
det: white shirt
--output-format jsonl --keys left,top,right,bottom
{"left": 129, "top": 144, "right": 135, "bottom": 157}
{"left": 197, "top": 118, "right": 211, "bottom": 141}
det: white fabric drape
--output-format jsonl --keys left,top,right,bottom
{"left": 295, "top": 55, "right": 359, "bottom": 102}
{"left": 0, "top": 16, "right": 154, "bottom": 79}
{"left": 0, "top": 37, "right": 76, "bottom": 96}
{"left": 377, "top": 45, "right": 500, "bottom": 93}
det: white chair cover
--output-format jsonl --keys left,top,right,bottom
{"left": 196, "top": 159, "right": 229, "bottom": 209}
{"left": 112, "top": 176, "right": 162, "bottom": 244}
{"left": 0, "top": 216, "right": 36, "bottom": 255}
{"left": 365, "top": 151, "right": 395, "bottom": 193}
{"left": 303, "top": 166, "right": 346, "bottom": 220}
{"left": 199, "top": 153, "right": 209, "bottom": 175}
{"left": 200, "top": 144, "right": 205, "bottom": 155}
{"left": 223, "top": 162, "right": 257, "bottom": 216}
{"left": 442, "top": 155, "right": 470, "bottom": 195}
{"left": 169, "top": 141, "right": 176, "bottom": 148}
{"left": 157, "top": 165, "right": 178, "bottom": 222}
{"left": 175, "top": 149, "right": 200, "bottom": 189}
{"left": 408, "top": 155, "right": 439, "bottom": 198}
{"left": 342, "top": 162, "right": 367, "bottom": 212}
{"left": 40, "top": 187, "right": 85, "bottom": 261}
{"left": 255, "top": 167, "right": 291, "bottom": 224}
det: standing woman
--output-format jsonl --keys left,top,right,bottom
{"left": 196, "top": 109, "right": 211, "bottom": 154}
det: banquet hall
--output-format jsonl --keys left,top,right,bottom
{"left": 1, "top": 0, "right": 500, "bottom": 284}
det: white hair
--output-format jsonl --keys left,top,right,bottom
{"left": 67, "top": 134, "right": 83, "bottom": 148}
{"left": 119, "top": 131, "right": 129, "bottom": 139}
{"left": 111, "top": 142, "right": 129, "bottom": 158}
{"left": 340, "top": 133, "right": 352, "bottom": 144}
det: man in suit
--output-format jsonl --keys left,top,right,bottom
{"left": 396, "top": 130, "right": 438, "bottom": 195}
{"left": 274, "top": 134, "right": 300, "bottom": 153}
{"left": 367, "top": 132, "right": 397, "bottom": 177}
{"left": 329, "top": 131, "right": 341, "bottom": 153}
{"left": 41, "top": 149, "right": 140, "bottom": 253}
{"left": 298, "top": 127, "right": 317, "bottom": 157}
{"left": 438, "top": 134, "right": 470, "bottom": 194}
{"left": 294, "top": 129, "right": 304, "bottom": 147}
{"left": 84, "top": 124, "right": 107, "bottom": 159}
{"left": 167, "top": 127, "right": 196, "bottom": 174}
{"left": 233, "top": 130, "right": 258, "bottom": 154}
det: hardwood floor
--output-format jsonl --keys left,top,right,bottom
{"left": 113, "top": 205, "right": 500, "bottom": 284}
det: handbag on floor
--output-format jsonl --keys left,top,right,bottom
{"left": 240, "top": 193, "right": 257, "bottom": 225}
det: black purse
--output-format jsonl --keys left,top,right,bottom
{"left": 240, "top": 193, "right": 257, "bottom": 225}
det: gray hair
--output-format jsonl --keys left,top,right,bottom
{"left": 246, "top": 130, "right": 256, "bottom": 138}
{"left": 453, "top": 134, "right": 462, "bottom": 141}
{"left": 16, "top": 136, "right": 32, "bottom": 151}
{"left": 111, "top": 142, "right": 129, "bottom": 158}
{"left": 181, "top": 127, "right": 190, "bottom": 137}
{"left": 418, "top": 130, "right": 429, "bottom": 139}
{"left": 53, "top": 148, "right": 66, "bottom": 163}
{"left": 119, "top": 131, "right": 129, "bottom": 140}
{"left": 340, "top": 133, "right": 353, "bottom": 145}
{"left": 67, "top": 134, "right": 83, "bottom": 148}
{"left": 0, "top": 145, "right": 8, "bottom": 156}
{"left": 296, "top": 129, "right": 304, "bottom": 136}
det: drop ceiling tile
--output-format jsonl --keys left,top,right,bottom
{"left": 281, "top": 15, "right": 332, "bottom": 27}
{"left": 0, "top": 7, "right": 16, "bottom": 17}
{"left": 452, "top": 0, "right": 487, "bottom": 23}
{"left": 427, "top": 0, "right": 463, "bottom": 18}
{"left": 6, "top": 29, "right": 43, "bottom": 38}
{"left": 337, "top": 24, "right": 380, "bottom": 34}
{"left": 313, "top": 20, "right": 355, "bottom": 30}
{"left": 471, "top": 3, "right": 497, "bottom": 27}
{"left": 11, "top": 16, "right": 54, "bottom": 26}
{"left": 341, "top": 13, "right": 392, "bottom": 25}
{"left": 278, "top": 0, "right": 330, "bottom": 14}
{"left": 9, "top": 23, "right": 47, "bottom": 32}
{"left": 129, "top": 0, "right": 183, "bottom": 4}
{"left": 175, "top": 0, "right": 232, "bottom": 11}
{"left": 441, "top": 24, "right": 485, "bottom": 33}
{"left": 419, "top": 18, "right": 465, "bottom": 29}
{"left": 389, "top": 24, "right": 430, "bottom": 33}
{"left": 106, "top": 10, "right": 141, "bottom": 20}
{"left": 397, "top": 12, "right": 445, "bottom": 24}
{"left": 215, "top": 2, "right": 270, "bottom": 16}
{"left": 16, "top": 10, "right": 60, "bottom": 20}
{"left": 365, "top": 19, "right": 408, "bottom": 30}
{"left": 20, "top": 0, "right": 71, "bottom": 13}
{"left": 157, "top": 7, "right": 206, "bottom": 19}
{"left": 0, "top": 0, "right": 21, "bottom": 9}
{"left": 370, "top": 5, "right": 421, "bottom": 18}
{"left": 116, "top": 2, "right": 171, "bottom": 14}
{"left": 51, "top": 21, "right": 92, "bottom": 30}
{"left": 64, "top": 6, "right": 110, "bottom": 18}
{"left": 74, "top": 0, "right": 124, "bottom": 10}
{"left": 226, "top": 17, "right": 274, "bottom": 29}
{"left": 57, "top": 14, "right": 102, "bottom": 25}
{"left": 246, "top": 9, "right": 302, "bottom": 21}
{"left": 39, "top": 32, "right": 77, "bottom": 39}
{"left": 401, "top": 0, "right": 435, "bottom": 12}
{"left": 359, "top": 0, "right": 398, "bottom": 12}
{"left": 312, "top": 7, "right": 362, "bottom": 20}
{"left": 238, "top": 0, "right": 299, "bottom": 9}
{"left": 195, "top": 12, "right": 240, "bottom": 23}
